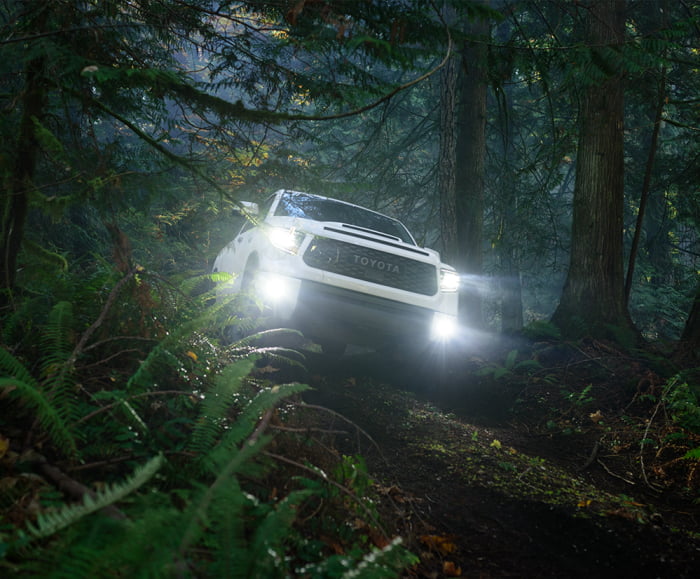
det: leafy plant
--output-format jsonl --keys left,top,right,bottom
{"left": 477, "top": 349, "right": 542, "bottom": 381}
{"left": 0, "top": 301, "right": 80, "bottom": 457}
{"left": 560, "top": 384, "right": 595, "bottom": 408}
{"left": 0, "top": 264, "right": 418, "bottom": 577}
{"left": 665, "top": 375, "right": 700, "bottom": 435}
{"left": 522, "top": 320, "right": 562, "bottom": 341}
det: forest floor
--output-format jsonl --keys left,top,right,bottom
{"left": 293, "top": 333, "right": 700, "bottom": 578}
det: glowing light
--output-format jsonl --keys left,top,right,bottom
{"left": 267, "top": 227, "right": 304, "bottom": 254}
{"left": 439, "top": 268, "right": 460, "bottom": 292}
{"left": 256, "top": 272, "right": 295, "bottom": 304}
{"left": 431, "top": 312, "right": 458, "bottom": 341}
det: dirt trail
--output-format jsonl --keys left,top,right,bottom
{"left": 301, "top": 346, "right": 700, "bottom": 578}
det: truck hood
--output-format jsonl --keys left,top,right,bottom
{"left": 267, "top": 215, "right": 448, "bottom": 267}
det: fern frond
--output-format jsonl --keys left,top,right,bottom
{"left": 125, "top": 298, "right": 232, "bottom": 392}
{"left": 245, "top": 489, "right": 314, "bottom": 578}
{"left": 40, "top": 301, "right": 74, "bottom": 374}
{"left": 27, "top": 454, "right": 164, "bottom": 540}
{"left": 204, "top": 382, "right": 309, "bottom": 474}
{"left": 21, "top": 238, "right": 69, "bottom": 272}
{"left": 38, "top": 301, "right": 83, "bottom": 428}
{"left": 343, "top": 537, "right": 418, "bottom": 578}
{"left": 179, "top": 433, "right": 272, "bottom": 556}
{"left": 180, "top": 380, "right": 309, "bottom": 557}
{"left": 0, "top": 377, "right": 77, "bottom": 457}
{"left": 188, "top": 357, "right": 257, "bottom": 456}
{"left": 0, "top": 346, "right": 36, "bottom": 385}
{"left": 178, "top": 271, "right": 232, "bottom": 299}
{"left": 234, "top": 327, "right": 305, "bottom": 348}
{"left": 204, "top": 475, "right": 252, "bottom": 578}
{"left": 248, "top": 346, "right": 307, "bottom": 371}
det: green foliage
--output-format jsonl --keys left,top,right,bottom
{"left": 629, "top": 282, "right": 690, "bottom": 341}
{"left": 300, "top": 537, "right": 418, "bottom": 579}
{"left": 187, "top": 357, "right": 258, "bottom": 457}
{"left": 26, "top": 454, "right": 164, "bottom": 541}
{"left": 560, "top": 384, "right": 595, "bottom": 408}
{"left": 0, "top": 261, "right": 417, "bottom": 577}
{"left": 684, "top": 448, "right": 700, "bottom": 460}
{"left": 0, "top": 301, "right": 80, "bottom": 457}
{"left": 335, "top": 455, "right": 374, "bottom": 500}
{"left": 522, "top": 320, "right": 561, "bottom": 341}
{"left": 665, "top": 375, "right": 700, "bottom": 435}
{"left": 2, "top": 349, "right": 416, "bottom": 577}
{"left": 477, "top": 349, "right": 541, "bottom": 381}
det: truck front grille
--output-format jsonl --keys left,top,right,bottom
{"left": 303, "top": 237, "right": 438, "bottom": 296}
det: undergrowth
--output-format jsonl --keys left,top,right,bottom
{"left": 0, "top": 264, "right": 417, "bottom": 577}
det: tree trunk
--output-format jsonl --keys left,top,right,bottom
{"left": 500, "top": 248, "right": 524, "bottom": 333}
{"left": 678, "top": 283, "right": 700, "bottom": 365}
{"left": 624, "top": 65, "right": 666, "bottom": 304}
{"left": 551, "top": 0, "right": 636, "bottom": 342}
{"left": 454, "top": 12, "right": 488, "bottom": 328}
{"left": 437, "top": 11, "right": 459, "bottom": 264}
{"left": 0, "top": 3, "right": 47, "bottom": 302}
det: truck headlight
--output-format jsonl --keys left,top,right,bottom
{"left": 431, "top": 312, "right": 458, "bottom": 341}
{"left": 268, "top": 227, "right": 305, "bottom": 254}
{"left": 439, "top": 268, "right": 460, "bottom": 292}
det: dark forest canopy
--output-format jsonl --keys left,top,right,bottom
{"left": 1, "top": 0, "right": 698, "bottom": 343}
{"left": 1, "top": 1, "right": 700, "bottom": 574}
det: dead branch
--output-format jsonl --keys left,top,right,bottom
{"left": 298, "top": 402, "right": 386, "bottom": 461}
{"left": 29, "top": 451, "right": 126, "bottom": 520}
{"left": 73, "top": 389, "right": 194, "bottom": 426}
{"left": 264, "top": 450, "right": 391, "bottom": 541}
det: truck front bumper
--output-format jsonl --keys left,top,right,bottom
{"left": 254, "top": 272, "right": 458, "bottom": 347}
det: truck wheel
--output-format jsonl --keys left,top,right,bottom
{"left": 241, "top": 257, "right": 259, "bottom": 294}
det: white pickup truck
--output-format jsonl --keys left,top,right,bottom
{"left": 213, "top": 189, "right": 460, "bottom": 354}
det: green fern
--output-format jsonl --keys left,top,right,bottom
{"left": 0, "top": 302, "right": 83, "bottom": 455}
{"left": 188, "top": 356, "right": 258, "bottom": 456}
{"left": 1, "top": 271, "right": 420, "bottom": 578}
{"left": 0, "top": 341, "right": 79, "bottom": 457}
{"left": 0, "top": 345, "right": 36, "bottom": 385}
{"left": 202, "top": 381, "right": 309, "bottom": 475}
{"left": 40, "top": 302, "right": 81, "bottom": 429}
{"left": 124, "top": 292, "right": 239, "bottom": 393}
{"left": 177, "top": 431, "right": 274, "bottom": 560}
{"left": 243, "top": 488, "right": 314, "bottom": 578}
{"left": 26, "top": 454, "right": 164, "bottom": 540}
{"left": 21, "top": 238, "right": 69, "bottom": 272}
{"left": 178, "top": 379, "right": 309, "bottom": 563}
{"left": 343, "top": 537, "right": 419, "bottom": 578}
{"left": 0, "top": 376, "right": 77, "bottom": 457}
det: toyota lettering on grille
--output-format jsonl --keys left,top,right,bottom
{"left": 353, "top": 254, "right": 400, "bottom": 274}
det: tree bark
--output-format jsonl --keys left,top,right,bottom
{"left": 437, "top": 14, "right": 459, "bottom": 264}
{"left": 551, "top": 0, "right": 636, "bottom": 342}
{"left": 678, "top": 283, "right": 700, "bottom": 364}
{"left": 624, "top": 65, "right": 666, "bottom": 304}
{"left": 0, "top": 3, "right": 47, "bottom": 302}
{"left": 454, "top": 12, "right": 488, "bottom": 328}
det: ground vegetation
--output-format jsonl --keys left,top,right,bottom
{"left": 1, "top": 0, "right": 700, "bottom": 576}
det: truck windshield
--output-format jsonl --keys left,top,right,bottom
{"left": 275, "top": 192, "right": 415, "bottom": 244}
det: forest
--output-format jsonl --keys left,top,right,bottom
{"left": 1, "top": 0, "right": 700, "bottom": 577}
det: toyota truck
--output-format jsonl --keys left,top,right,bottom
{"left": 213, "top": 189, "right": 460, "bottom": 354}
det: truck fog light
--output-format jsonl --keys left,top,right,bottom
{"left": 431, "top": 312, "right": 458, "bottom": 341}
{"left": 256, "top": 272, "right": 294, "bottom": 304}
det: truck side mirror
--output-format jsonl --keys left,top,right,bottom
{"left": 235, "top": 201, "right": 259, "bottom": 216}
